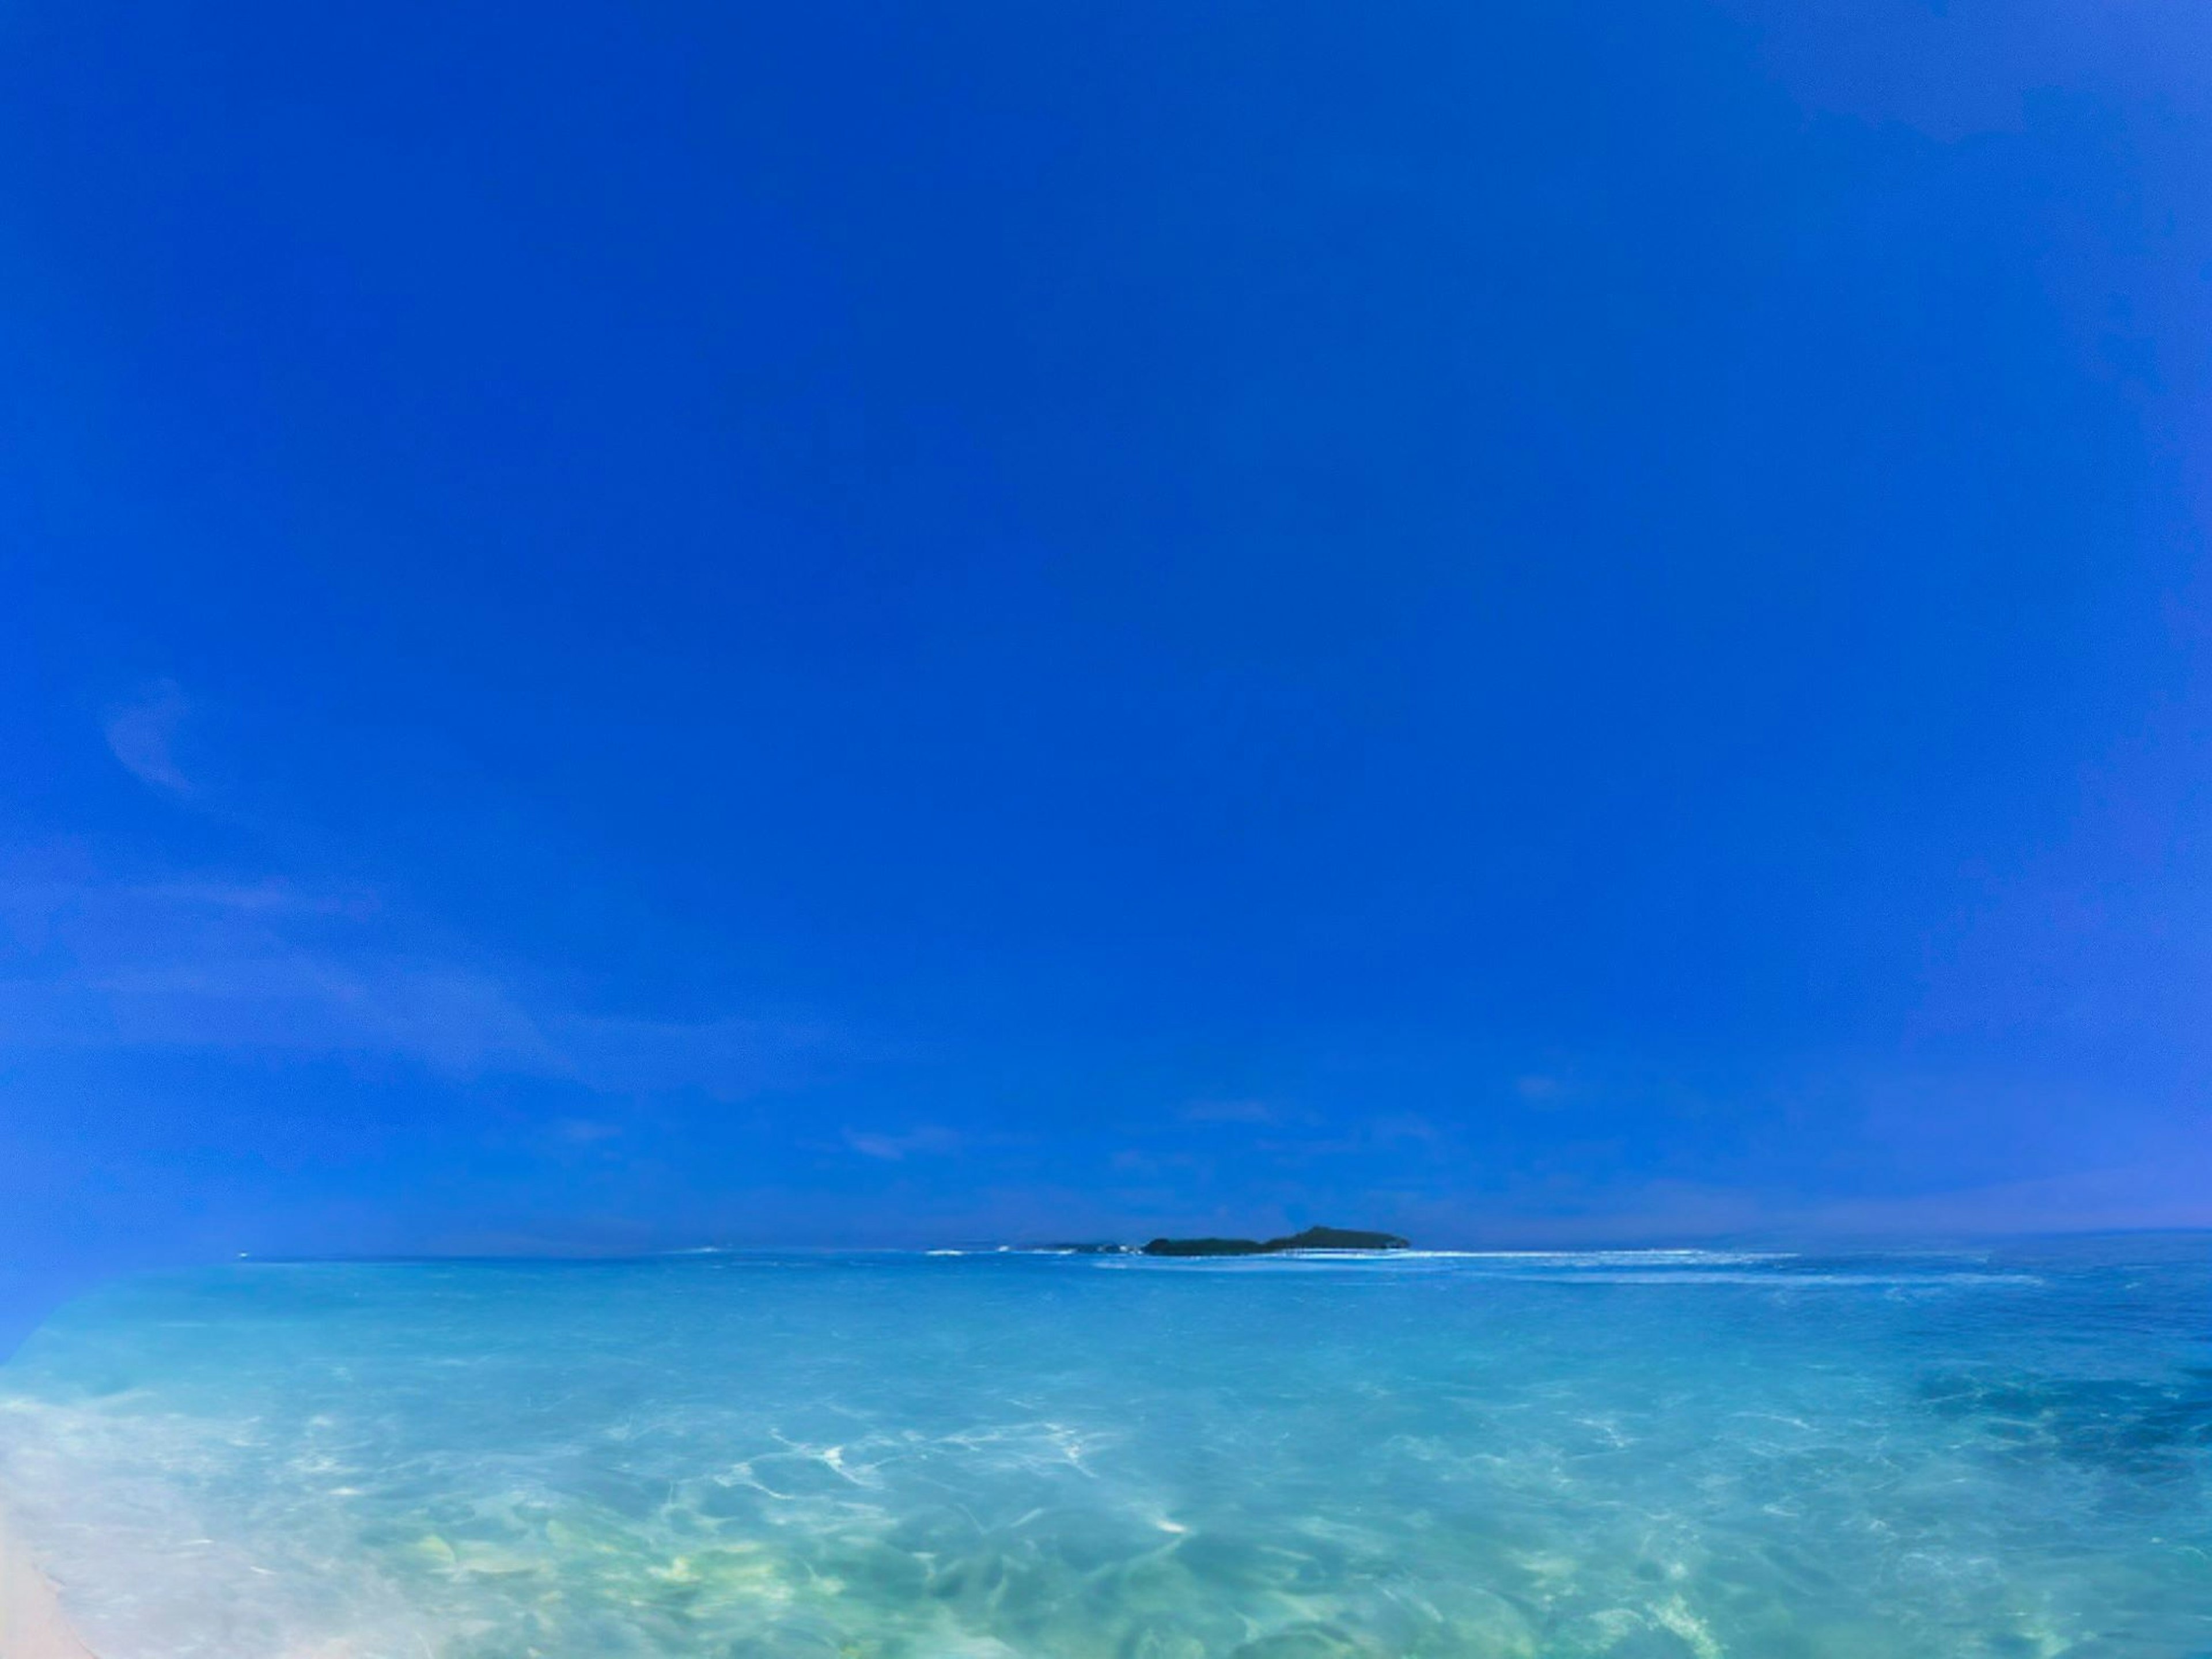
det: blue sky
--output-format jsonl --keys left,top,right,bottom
{"left": 4, "top": 0, "right": 2210, "bottom": 1320}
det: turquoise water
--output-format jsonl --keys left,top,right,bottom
{"left": 1, "top": 1241, "right": 2209, "bottom": 1657}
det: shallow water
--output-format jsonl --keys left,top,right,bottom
{"left": 1, "top": 1240, "right": 2208, "bottom": 1657}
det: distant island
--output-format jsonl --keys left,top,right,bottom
{"left": 1143, "top": 1225, "right": 1410, "bottom": 1258}
{"left": 1018, "top": 1226, "right": 1411, "bottom": 1257}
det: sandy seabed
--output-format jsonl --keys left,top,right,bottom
{"left": 8, "top": 1245, "right": 2212, "bottom": 1658}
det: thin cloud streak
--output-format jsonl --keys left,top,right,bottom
{"left": 0, "top": 861, "right": 839, "bottom": 1099}
{"left": 842, "top": 1125, "right": 961, "bottom": 1162}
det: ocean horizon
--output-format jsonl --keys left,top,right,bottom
{"left": 2, "top": 1236, "right": 2207, "bottom": 1658}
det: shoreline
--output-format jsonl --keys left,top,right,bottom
{"left": 0, "top": 1508, "right": 96, "bottom": 1659}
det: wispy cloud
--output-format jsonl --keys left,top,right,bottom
{"left": 552, "top": 1118, "right": 624, "bottom": 1146}
{"left": 12, "top": 694, "right": 847, "bottom": 1099}
{"left": 104, "top": 680, "right": 193, "bottom": 795}
{"left": 556, "top": 1010, "right": 836, "bottom": 1097}
{"left": 841, "top": 1124, "right": 961, "bottom": 1161}
{"left": 0, "top": 861, "right": 836, "bottom": 1098}
{"left": 1181, "top": 1097, "right": 1276, "bottom": 1124}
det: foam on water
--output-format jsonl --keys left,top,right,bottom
{"left": 2, "top": 1240, "right": 2209, "bottom": 1657}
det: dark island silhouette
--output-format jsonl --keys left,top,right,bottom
{"left": 1018, "top": 1226, "right": 1410, "bottom": 1257}
{"left": 1141, "top": 1225, "right": 1410, "bottom": 1257}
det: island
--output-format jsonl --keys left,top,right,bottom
{"left": 1140, "top": 1225, "right": 1410, "bottom": 1257}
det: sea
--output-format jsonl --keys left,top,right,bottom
{"left": 0, "top": 1238, "right": 2207, "bottom": 1658}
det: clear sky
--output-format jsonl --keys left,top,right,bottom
{"left": 4, "top": 1, "right": 2210, "bottom": 1324}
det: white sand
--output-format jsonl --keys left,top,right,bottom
{"left": 0, "top": 1510, "right": 96, "bottom": 1659}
